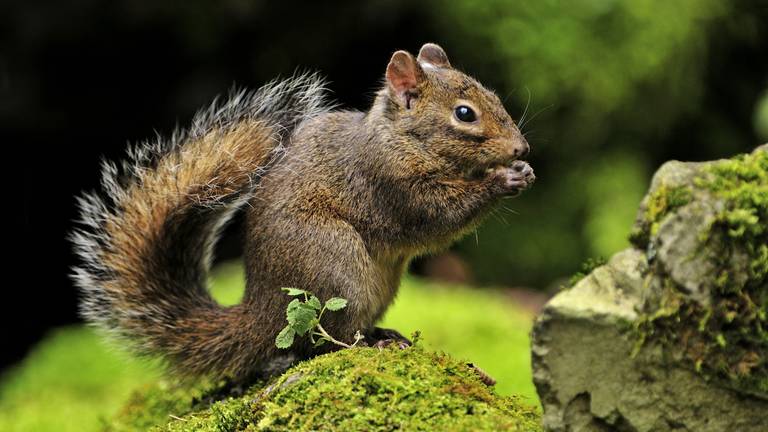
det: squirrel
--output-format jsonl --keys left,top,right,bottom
{"left": 71, "top": 43, "right": 535, "bottom": 381}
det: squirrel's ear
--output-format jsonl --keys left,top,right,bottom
{"left": 417, "top": 43, "right": 451, "bottom": 68}
{"left": 386, "top": 50, "right": 425, "bottom": 109}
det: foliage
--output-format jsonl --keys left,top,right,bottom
{"left": 275, "top": 288, "right": 361, "bottom": 349}
{"left": 439, "top": 0, "right": 725, "bottom": 128}
{"left": 112, "top": 343, "right": 542, "bottom": 431}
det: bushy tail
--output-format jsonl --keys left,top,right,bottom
{"left": 70, "top": 73, "right": 330, "bottom": 378}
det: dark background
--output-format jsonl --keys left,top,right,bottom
{"left": 4, "top": 0, "right": 768, "bottom": 370}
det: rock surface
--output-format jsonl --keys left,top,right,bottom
{"left": 532, "top": 145, "right": 767, "bottom": 431}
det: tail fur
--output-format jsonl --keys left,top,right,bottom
{"left": 70, "top": 73, "right": 330, "bottom": 377}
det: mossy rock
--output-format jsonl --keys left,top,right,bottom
{"left": 108, "top": 344, "right": 542, "bottom": 431}
{"left": 533, "top": 145, "right": 768, "bottom": 431}
{"left": 633, "top": 144, "right": 767, "bottom": 396}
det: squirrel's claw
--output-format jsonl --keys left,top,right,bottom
{"left": 491, "top": 160, "right": 535, "bottom": 195}
{"left": 367, "top": 327, "right": 412, "bottom": 350}
{"left": 374, "top": 339, "right": 411, "bottom": 350}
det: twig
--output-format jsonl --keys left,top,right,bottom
{"left": 313, "top": 324, "right": 363, "bottom": 348}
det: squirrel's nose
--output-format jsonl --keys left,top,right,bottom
{"left": 506, "top": 136, "right": 529, "bottom": 160}
{"left": 513, "top": 140, "right": 530, "bottom": 158}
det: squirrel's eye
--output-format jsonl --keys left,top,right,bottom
{"left": 454, "top": 105, "right": 477, "bottom": 123}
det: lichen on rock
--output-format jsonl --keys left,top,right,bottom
{"left": 108, "top": 341, "right": 542, "bottom": 431}
{"left": 533, "top": 145, "right": 768, "bottom": 431}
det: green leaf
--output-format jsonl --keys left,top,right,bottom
{"left": 307, "top": 296, "right": 322, "bottom": 310}
{"left": 282, "top": 287, "right": 307, "bottom": 296}
{"left": 275, "top": 326, "right": 295, "bottom": 349}
{"left": 313, "top": 338, "right": 327, "bottom": 347}
{"left": 287, "top": 301, "right": 318, "bottom": 336}
{"left": 325, "top": 297, "right": 348, "bottom": 311}
{"left": 286, "top": 298, "right": 302, "bottom": 316}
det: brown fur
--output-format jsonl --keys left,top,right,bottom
{"left": 72, "top": 44, "right": 534, "bottom": 380}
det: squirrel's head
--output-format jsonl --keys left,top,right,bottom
{"left": 377, "top": 43, "right": 529, "bottom": 178}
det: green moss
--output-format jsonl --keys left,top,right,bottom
{"left": 111, "top": 343, "right": 542, "bottom": 431}
{"left": 695, "top": 148, "right": 768, "bottom": 395}
{"left": 107, "top": 377, "right": 234, "bottom": 431}
{"left": 110, "top": 378, "right": 260, "bottom": 432}
{"left": 699, "top": 149, "right": 768, "bottom": 285}
{"left": 636, "top": 148, "right": 768, "bottom": 397}
{"left": 629, "top": 183, "right": 693, "bottom": 248}
{"left": 568, "top": 256, "right": 607, "bottom": 287}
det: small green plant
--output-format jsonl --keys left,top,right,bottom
{"left": 275, "top": 288, "right": 364, "bottom": 349}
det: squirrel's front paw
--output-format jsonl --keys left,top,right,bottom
{"left": 492, "top": 160, "right": 535, "bottom": 195}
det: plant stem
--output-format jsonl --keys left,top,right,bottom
{"left": 313, "top": 324, "right": 362, "bottom": 349}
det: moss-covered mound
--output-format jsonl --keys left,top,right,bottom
{"left": 108, "top": 343, "right": 542, "bottom": 431}
{"left": 631, "top": 144, "right": 767, "bottom": 397}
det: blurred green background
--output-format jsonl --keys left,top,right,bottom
{"left": 5, "top": 0, "right": 768, "bottom": 429}
{"left": 438, "top": 0, "right": 768, "bottom": 288}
